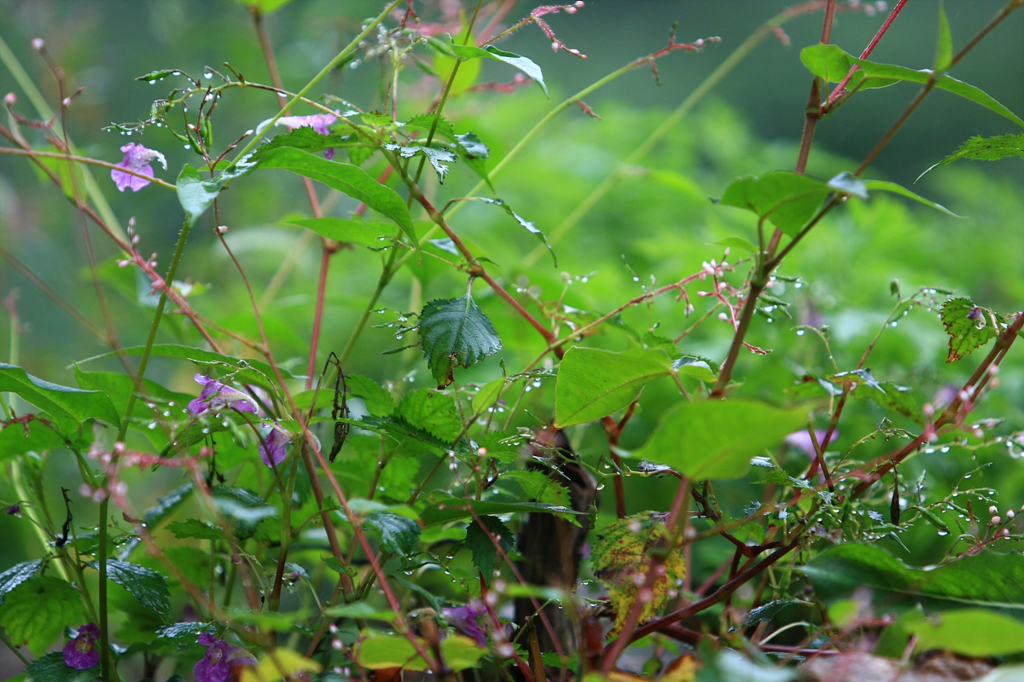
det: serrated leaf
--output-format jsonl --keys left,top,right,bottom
{"left": 0, "top": 419, "right": 64, "bottom": 461}
{"left": 477, "top": 198, "right": 556, "bottom": 266}
{"left": 0, "top": 577, "right": 86, "bottom": 647}
{"left": 363, "top": 511, "right": 421, "bottom": 556}
{"left": 384, "top": 143, "right": 456, "bottom": 183}
{"left": 465, "top": 515, "right": 514, "bottom": 578}
{"left": 0, "top": 363, "right": 120, "bottom": 437}
{"left": 919, "top": 133, "right": 1024, "bottom": 179}
{"left": 635, "top": 399, "right": 810, "bottom": 480}
{"left": 211, "top": 487, "right": 277, "bottom": 539}
{"left": 395, "top": 389, "right": 463, "bottom": 443}
{"left": 155, "top": 621, "right": 217, "bottom": 651}
{"left": 418, "top": 294, "right": 503, "bottom": 388}
{"left": 0, "top": 560, "right": 42, "bottom": 606}
{"left": 672, "top": 356, "right": 718, "bottom": 382}
{"left": 591, "top": 514, "right": 686, "bottom": 637}
{"left": 447, "top": 40, "right": 547, "bottom": 95}
{"left": 555, "top": 346, "right": 673, "bottom": 428}
{"left": 142, "top": 483, "right": 193, "bottom": 526}
{"left": 456, "top": 132, "right": 493, "bottom": 189}
{"left": 719, "top": 172, "right": 830, "bottom": 237}
{"left": 165, "top": 519, "right": 226, "bottom": 541}
{"left": 475, "top": 431, "right": 524, "bottom": 463}
{"left": 500, "top": 470, "right": 570, "bottom": 508}
{"left": 98, "top": 560, "right": 171, "bottom": 619}
{"left": 254, "top": 147, "right": 418, "bottom": 256}
{"left": 346, "top": 375, "right": 395, "bottom": 417}
{"left": 24, "top": 651, "right": 99, "bottom": 682}
{"left": 404, "top": 114, "right": 456, "bottom": 142}
{"left": 420, "top": 496, "right": 582, "bottom": 527}
{"left": 863, "top": 180, "right": 958, "bottom": 216}
{"left": 941, "top": 298, "right": 1004, "bottom": 362}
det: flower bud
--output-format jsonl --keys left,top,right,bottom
{"left": 3, "top": 92, "right": 15, "bottom": 105}
{"left": 31, "top": 38, "right": 44, "bottom": 51}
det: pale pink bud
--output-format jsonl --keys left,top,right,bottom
{"left": 215, "top": 225, "right": 228, "bottom": 235}
{"left": 991, "top": 516, "right": 1001, "bottom": 525}
{"left": 31, "top": 38, "right": 44, "bottom": 51}
{"left": 3, "top": 92, "right": 15, "bottom": 105}
{"left": 990, "top": 505, "right": 999, "bottom": 514}
{"left": 1007, "top": 510, "right": 1015, "bottom": 519}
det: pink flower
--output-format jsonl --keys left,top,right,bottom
{"left": 258, "top": 422, "right": 292, "bottom": 468}
{"left": 784, "top": 429, "right": 837, "bottom": 459}
{"left": 272, "top": 111, "right": 339, "bottom": 159}
{"left": 194, "top": 633, "right": 257, "bottom": 682}
{"left": 443, "top": 602, "right": 488, "bottom": 646}
{"left": 62, "top": 622, "right": 100, "bottom": 670}
{"left": 110, "top": 143, "right": 166, "bottom": 192}
{"left": 187, "top": 374, "right": 258, "bottom": 417}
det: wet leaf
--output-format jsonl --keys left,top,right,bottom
{"left": 395, "top": 389, "right": 463, "bottom": 443}
{"left": 447, "top": 40, "right": 547, "bottom": 95}
{"left": 477, "top": 198, "right": 556, "bottom": 266}
{"left": 919, "top": 132, "right": 1024, "bottom": 179}
{"left": 420, "top": 496, "right": 582, "bottom": 527}
{"left": 155, "top": 621, "right": 217, "bottom": 651}
{"left": 24, "top": 652, "right": 100, "bottom": 682}
{"left": 364, "top": 511, "right": 421, "bottom": 556}
{"left": 941, "top": 297, "right": 1004, "bottom": 362}
{"left": 384, "top": 143, "right": 457, "bottom": 183}
{"left": 0, "top": 363, "right": 120, "bottom": 437}
{"left": 98, "top": 560, "right": 171, "bottom": 620}
{"left": 0, "top": 560, "right": 42, "bottom": 606}
{"left": 465, "top": 515, "right": 514, "bottom": 577}
{"left": 418, "top": 294, "right": 503, "bottom": 388}
{"left": 719, "top": 171, "right": 830, "bottom": 237}
{"left": 0, "top": 577, "right": 86, "bottom": 647}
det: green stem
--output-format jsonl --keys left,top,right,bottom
{"left": 337, "top": 243, "right": 400, "bottom": 365}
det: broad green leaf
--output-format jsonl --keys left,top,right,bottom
{"left": 500, "top": 469, "right": 570, "bottom": 507}
{"left": 714, "top": 237, "right": 758, "bottom": 253}
{"left": 418, "top": 294, "right": 503, "bottom": 388}
{"left": 0, "top": 419, "right": 63, "bottom": 461}
{"left": 471, "top": 377, "right": 505, "bottom": 415}
{"left": 420, "top": 496, "right": 582, "bottom": 527}
{"left": 24, "top": 652, "right": 99, "bottom": 682}
{"left": 591, "top": 513, "right": 686, "bottom": 637}
{"left": 98, "top": 560, "right": 171, "bottom": 620}
{"left": 358, "top": 633, "right": 486, "bottom": 672}
{"left": 212, "top": 487, "right": 277, "bottom": 539}
{"left": 0, "top": 362, "right": 120, "bottom": 436}
{"left": 465, "top": 515, "right": 514, "bottom": 578}
{"left": 166, "top": 519, "right": 226, "bottom": 541}
{"left": 249, "top": 127, "right": 353, "bottom": 161}
{"left": 155, "top": 621, "right": 217, "bottom": 651}
{"left": 941, "top": 297, "right": 1004, "bottom": 362}
{"left": 803, "top": 543, "right": 1024, "bottom": 610}
{"left": 477, "top": 198, "right": 556, "bottom": 266}
{"left": 555, "top": 346, "right": 674, "bottom": 428}
{"left": 900, "top": 608, "right": 1024, "bottom": 657}
{"left": 0, "top": 577, "right": 86, "bottom": 648}
{"left": 826, "top": 171, "right": 868, "bottom": 200}
{"left": 346, "top": 375, "right": 395, "bottom": 417}
{"left": 383, "top": 143, "right": 457, "bottom": 183}
{"left": 719, "top": 171, "right": 830, "bottom": 237}
{"left": 323, "top": 601, "right": 395, "bottom": 621}
{"left": 918, "top": 133, "right": 1024, "bottom": 179}
{"left": 863, "top": 180, "right": 958, "bottom": 216}
{"left": 431, "top": 32, "right": 483, "bottom": 96}
{"left": 254, "top": 147, "right": 417, "bottom": 253}
{"left": 447, "top": 40, "right": 547, "bottom": 95}
{"left": 176, "top": 164, "right": 222, "bottom": 227}
{"left": 454, "top": 132, "right": 492, "bottom": 186}
{"left": 800, "top": 44, "right": 1024, "bottom": 128}
{"left": 404, "top": 114, "right": 457, "bottom": 142}
{"left": 935, "top": 3, "right": 953, "bottom": 73}
{"left": 672, "top": 356, "right": 718, "bottom": 382}
{"left": 284, "top": 216, "right": 392, "bottom": 248}
{"left": 0, "top": 560, "right": 42, "bottom": 606}
{"left": 363, "top": 510, "right": 421, "bottom": 556}
{"left": 635, "top": 399, "right": 811, "bottom": 480}
{"left": 142, "top": 483, "right": 194, "bottom": 526}
{"left": 395, "top": 388, "right": 463, "bottom": 443}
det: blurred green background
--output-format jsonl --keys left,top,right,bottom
{"left": 1, "top": 0, "right": 1022, "bottom": 597}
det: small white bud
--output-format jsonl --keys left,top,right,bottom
{"left": 215, "top": 225, "right": 229, "bottom": 235}
{"left": 3, "top": 92, "right": 15, "bottom": 105}
{"left": 991, "top": 516, "right": 1002, "bottom": 525}
{"left": 990, "top": 505, "right": 999, "bottom": 514}
{"left": 31, "top": 38, "right": 44, "bottom": 51}
{"left": 1007, "top": 510, "right": 1015, "bottom": 519}
{"left": 552, "top": 41, "right": 560, "bottom": 52}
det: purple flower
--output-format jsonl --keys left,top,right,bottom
{"left": 188, "top": 374, "right": 258, "bottom": 417}
{"left": 6, "top": 503, "right": 20, "bottom": 515}
{"left": 62, "top": 622, "right": 100, "bottom": 670}
{"left": 267, "top": 111, "right": 339, "bottom": 160}
{"left": 258, "top": 423, "right": 292, "bottom": 468}
{"left": 194, "top": 633, "right": 257, "bottom": 682}
{"left": 442, "top": 602, "right": 488, "bottom": 646}
{"left": 110, "top": 143, "right": 167, "bottom": 192}
{"left": 784, "top": 429, "right": 837, "bottom": 459}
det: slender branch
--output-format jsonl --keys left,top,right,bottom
{"left": 0, "top": 148, "right": 176, "bottom": 189}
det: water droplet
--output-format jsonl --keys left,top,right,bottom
{"left": 580, "top": 277, "right": 588, "bottom": 283}
{"left": 937, "top": 530, "right": 949, "bottom": 536}
{"left": 147, "top": 422, "right": 157, "bottom": 430}
{"left": 395, "top": 334, "right": 403, "bottom": 340}
{"left": 794, "top": 282, "right": 803, "bottom": 289}
{"left": 203, "top": 72, "right": 213, "bottom": 79}
{"left": 163, "top": 411, "right": 171, "bottom": 417}
{"left": 202, "top": 428, "right": 211, "bottom": 434}
{"left": 890, "top": 321, "right": 898, "bottom": 328}
{"left": 796, "top": 329, "right": 805, "bottom": 336}
{"left": 183, "top": 144, "right": 191, "bottom": 150}
{"left": 148, "top": 80, "right": 157, "bottom": 85}
{"left": 171, "top": 71, "right": 181, "bottom": 76}
{"left": 941, "top": 446, "right": 950, "bottom": 453}
{"left": 277, "top": 91, "right": 287, "bottom": 98}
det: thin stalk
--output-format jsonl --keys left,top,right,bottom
{"left": 0, "top": 148, "right": 176, "bottom": 190}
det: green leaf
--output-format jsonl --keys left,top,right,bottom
{"left": 100, "top": 560, "right": 171, "bottom": 620}
{"left": 176, "top": 164, "right": 222, "bottom": 227}
{"left": 0, "top": 363, "right": 120, "bottom": 436}
{"left": 363, "top": 511, "right": 421, "bottom": 556}
{"left": 554, "top": 346, "right": 674, "bottom": 428}
{"left": 672, "top": 356, "right": 718, "bottom": 382}
{"left": 899, "top": 608, "right": 1024, "bottom": 657}
{"left": 745, "top": 599, "right": 804, "bottom": 625}
{"left": 77, "top": 343, "right": 303, "bottom": 384}
{"left": 346, "top": 375, "right": 395, "bottom": 417}
{"left": 155, "top": 621, "right": 217, "bottom": 651}
{"left": 500, "top": 469, "right": 570, "bottom": 507}
{"left": 476, "top": 198, "right": 556, "bottom": 267}
{"left": 0, "top": 560, "right": 42, "bottom": 606}
{"left": 358, "top": 633, "right": 485, "bottom": 672}
{"left": 935, "top": 3, "right": 953, "bottom": 73}
{"left": 803, "top": 543, "right": 1024, "bottom": 610}
{"left": 404, "top": 114, "right": 456, "bottom": 142}
{"left": 719, "top": 171, "right": 830, "bottom": 237}
{"left": 465, "top": 515, "right": 514, "bottom": 577}
{"left": 254, "top": 147, "right": 417, "bottom": 254}
{"left": 941, "top": 297, "right": 1004, "bottom": 362}
{"left": 135, "top": 69, "right": 183, "bottom": 82}
{"left": 635, "top": 399, "right": 810, "bottom": 480}
{"left": 0, "top": 577, "right": 86, "bottom": 648}
{"left": 919, "top": 133, "right": 1024, "bottom": 179}
{"left": 863, "top": 180, "right": 959, "bottom": 216}
{"left": 284, "top": 217, "right": 392, "bottom": 248}
{"left": 233, "top": 0, "right": 296, "bottom": 13}
{"left": 800, "top": 44, "right": 1024, "bottom": 128}
{"left": 250, "top": 127, "right": 352, "bottom": 161}
{"left": 420, "top": 496, "right": 582, "bottom": 527}
{"left": 591, "top": 513, "right": 686, "bottom": 637}
{"left": 826, "top": 171, "right": 868, "bottom": 200}
{"left": 383, "top": 143, "right": 457, "bottom": 183}
{"left": 24, "top": 651, "right": 100, "bottom": 682}
{"left": 447, "top": 40, "right": 547, "bottom": 95}
{"left": 142, "top": 483, "right": 193, "bottom": 526}
{"left": 0, "top": 420, "right": 63, "bottom": 461}
{"left": 323, "top": 601, "right": 395, "bottom": 621}
{"left": 395, "top": 388, "right": 463, "bottom": 443}
{"left": 212, "top": 487, "right": 277, "bottom": 539}
{"left": 418, "top": 294, "right": 503, "bottom": 389}
{"left": 471, "top": 377, "right": 505, "bottom": 415}
{"left": 166, "top": 519, "right": 226, "bottom": 541}
{"left": 713, "top": 237, "right": 759, "bottom": 253}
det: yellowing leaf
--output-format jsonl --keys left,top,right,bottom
{"left": 239, "top": 647, "right": 322, "bottom": 682}
{"left": 591, "top": 513, "right": 685, "bottom": 637}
